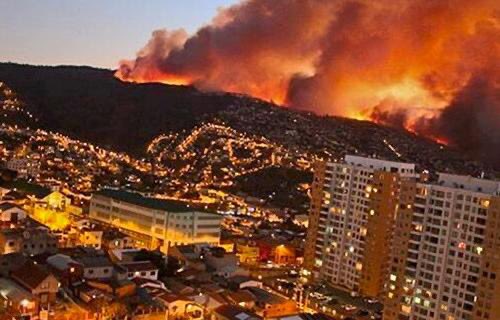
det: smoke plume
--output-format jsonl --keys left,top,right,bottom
{"left": 117, "top": 0, "right": 499, "bottom": 165}
{"left": 414, "top": 72, "right": 500, "bottom": 164}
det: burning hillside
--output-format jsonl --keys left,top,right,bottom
{"left": 117, "top": 0, "right": 499, "bottom": 165}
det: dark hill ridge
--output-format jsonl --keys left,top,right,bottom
{"left": 0, "top": 62, "right": 239, "bottom": 153}
{"left": 0, "top": 62, "right": 497, "bottom": 178}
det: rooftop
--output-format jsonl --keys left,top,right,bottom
{"left": 11, "top": 262, "right": 54, "bottom": 290}
{"left": 0, "top": 202, "right": 22, "bottom": 211}
{"left": 437, "top": 173, "right": 500, "bottom": 194}
{"left": 75, "top": 255, "right": 112, "bottom": 268}
{"left": 214, "top": 304, "right": 262, "bottom": 320}
{"left": 245, "top": 287, "right": 287, "bottom": 304}
{"left": 0, "top": 277, "right": 34, "bottom": 302}
{"left": 94, "top": 188, "right": 213, "bottom": 213}
{"left": 0, "top": 179, "right": 51, "bottom": 199}
{"left": 343, "top": 155, "right": 415, "bottom": 174}
{"left": 47, "top": 254, "right": 78, "bottom": 270}
{"left": 228, "top": 275, "right": 256, "bottom": 285}
{"left": 119, "top": 261, "right": 158, "bottom": 273}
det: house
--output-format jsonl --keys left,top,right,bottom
{"left": 164, "top": 278, "right": 195, "bottom": 296}
{"left": 0, "top": 277, "right": 37, "bottom": 318}
{"left": 74, "top": 254, "right": 114, "bottom": 280}
{"left": 118, "top": 261, "right": 159, "bottom": 280}
{"left": 227, "top": 275, "right": 262, "bottom": 291}
{"left": 212, "top": 305, "right": 262, "bottom": 320}
{"left": 85, "top": 278, "right": 136, "bottom": 299}
{"left": 246, "top": 287, "right": 297, "bottom": 318}
{"left": 0, "top": 226, "right": 58, "bottom": 255}
{"left": 169, "top": 244, "right": 208, "bottom": 271}
{"left": 225, "top": 290, "right": 256, "bottom": 309}
{"left": 205, "top": 247, "right": 247, "bottom": 278}
{"left": 273, "top": 244, "right": 296, "bottom": 265}
{"left": 236, "top": 242, "right": 260, "bottom": 265}
{"left": 191, "top": 292, "right": 227, "bottom": 313}
{"left": 0, "top": 179, "right": 51, "bottom": 202}
{"left": 132, "top": 277, "right": 167, "bottom": 291}
{"left": 46, "top": 254, "right": 84, "bottom": 286}
{"left": 157, "top": 293, "right": 204, "bottom": 320}
{"left": 78, "top": 228, "right": 103, "bottom": 249}
{"left": 102, "top": 229, "right": 134, "bottom": 251}
{"left": 10, "top": 262, "right": 59, "bottom": 309}
{"left": 0, "top": 203, "right": 27, "bottom": 226}
{"left": 5, "top": 158, "right": 39, "bottom": 178}
{"left": 0, "top": 252, "right": 28, "bottom": 276}
{"left": 292, "top": 214, "right": 309, "bottom": 228}
{"left": 255, "top": 240, "right": 297, "bottom": 266}
{"left": 109, "top": 248, "right": 143, "bottom": 262}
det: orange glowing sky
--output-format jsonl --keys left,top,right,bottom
{"left": 116, "top": 0, "right": 499, "bottom": 148}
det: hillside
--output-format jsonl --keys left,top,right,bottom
{"left": 0, "top": 62, "right": 497, "bottom": 181}
{"left": 0, "top": 63, "right": 241, "bottom": 154}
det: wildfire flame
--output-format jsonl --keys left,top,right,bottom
{"left": 116, "top": 0, "right": 500, "bottom": 165}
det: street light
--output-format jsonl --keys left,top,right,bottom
{"left": 294, "top": 269, "right": 310, "bottom": 311}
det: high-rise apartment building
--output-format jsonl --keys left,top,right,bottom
{"left": 384, "top": 174, "right": 500, "bottom": 320}
{"left": 306, "top": 155, "right": 500, "bottom": 319}
{"left": 304, "top": 155, "right": 417, "bottom": 296}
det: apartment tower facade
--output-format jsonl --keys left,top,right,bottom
{"left": 384, "top": 174, "right": 500, "bottom": 320}
{"left": 304, "top": 155, "right": 417, "bottom": 296}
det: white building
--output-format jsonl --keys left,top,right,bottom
{"left": 78, "top": 229, "right": 103, "bottom": 250}
{"left": 5, "top": 158, "right": 39, "bottom": 178}
{"left": 0, "top": 203, "right": 27, "bottom": 225}
{"left": 385, "top": 173, "right": 500, "bottom": 320}
{"left": 118, "top": 261, "right": 159, "bottom": 281}
{"left": 89, "top": 189, "right": 222, "bottom": 253}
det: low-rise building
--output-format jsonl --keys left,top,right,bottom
{"left": 235, "top": 242, "right": 260, "bottom": 265}
{"left": 246, "top": 287, "right": 298, "bottom": 318}
{"left": 157, "top": 293, "right": 204, "bottom": 320}
{"left": 89, "top": 189, "right": 222, "bottom": 253}
{"left": 0, "top": 252, "right": 28, "bottom": 276}
{"left": 227, "top": 276, "right": 263, "bottom": 291}
{"left": 0, "top": 277, "right": 37, "bottom": 318}
{"left": 0, "top": 226, "right": 58, "bottom": 255}
{"left": 118, "top": 261, "right": 159, "bottom": 280}
{"left": 46, "top": 254, "right": 84, "bottom": 286}
{"left": 10, "top": 262, "right": 59, "bottom": 310}
{"left": 5, "top": 158, "right": 39, "bottom": 178}
{"left": 0, "top": 203, "right": 27, "bottom": 226}
{"left": 78, "top": 228, "right": 103, "bottom": 249}
{"left": 213, "top": 305, "right": 262, "bottom": 320}
{"left": 205, "top": 248, "right": 244, "bottom": 278}
{"left": 74, "top": 254, "right": 114, "bottom": 280}
{"left": 102, "top": 229, "right": 135, "bottom": 251}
